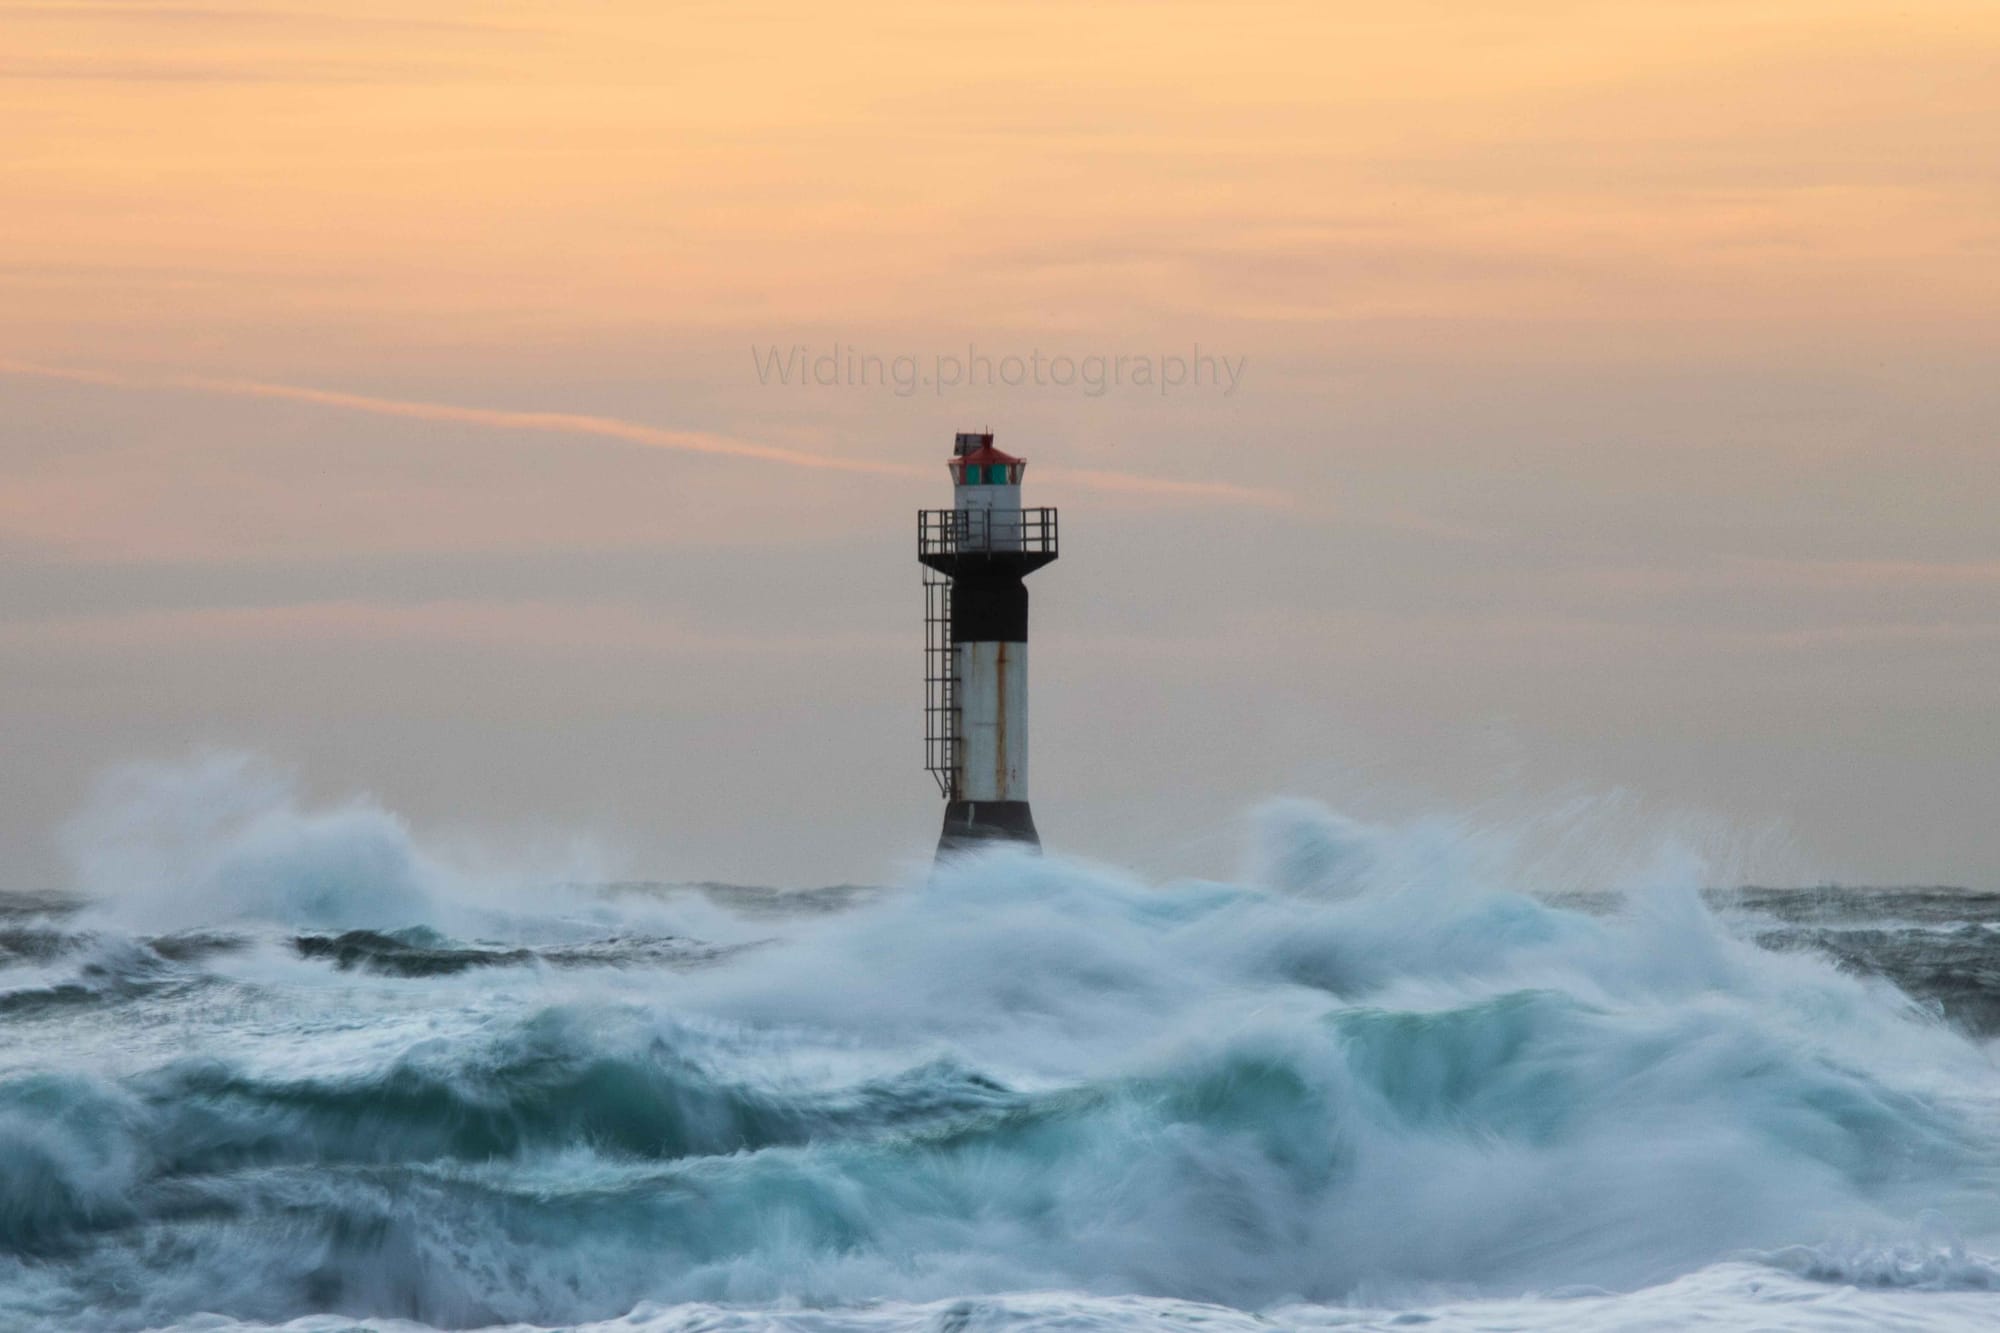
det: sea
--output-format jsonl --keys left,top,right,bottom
{"left": 5, "top": 758, "right": 2000, "bottom": 1332}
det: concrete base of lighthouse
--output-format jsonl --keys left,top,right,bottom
{"left": 937, "top": 800, "right": 1040, "bottom": 856}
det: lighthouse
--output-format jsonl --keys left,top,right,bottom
{"left": 919, "top": 431, "right": 1059, "bottom": 854}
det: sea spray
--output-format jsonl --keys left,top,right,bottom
{"left": 61, "top": 752, "right": 441, "bottom": 933}
{"left": 1, "top": 757, "right": 1997, "bottom": 1331}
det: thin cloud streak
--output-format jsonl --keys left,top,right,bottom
{"left": 0, "top": 357, "right": 912, "bottom": 476}
{"left": 0, "top": 358, "right": 1292, "bottom": 507}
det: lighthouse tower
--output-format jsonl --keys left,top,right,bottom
{"left": 919, "top": 431, "right": 1059, "bottom": 854}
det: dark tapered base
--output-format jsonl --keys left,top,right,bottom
{"left": 937, "top": 800, "right": 1040, "bottom": 857}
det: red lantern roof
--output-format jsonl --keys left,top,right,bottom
{"left": 948, "top": 431, "right": 1025, "bottom": 487}
{"left": 954, "top": 441, "right": 1022, "bottom": 467}
{"left": 950, "top": 430, "right": 1022, "bottom": 467}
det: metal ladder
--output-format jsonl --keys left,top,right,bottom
{"left": 922, "top": 567, "right": 958, "bottom": 797}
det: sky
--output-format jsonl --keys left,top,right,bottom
{"left": 2, "top": 0, "right": 1997, "bottom": 891}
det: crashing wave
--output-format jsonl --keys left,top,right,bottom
{"left": 3, "top": 758, "right": 1999, "bottom": 1331}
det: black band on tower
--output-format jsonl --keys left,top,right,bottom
{"left": 950, "top": 575, "right": 1028, "bottom": 643}
{"left": 939, "top": 800, "right": 1040, "bottom": 852}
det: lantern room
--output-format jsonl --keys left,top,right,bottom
{"left": 949, "top": 432, "right": 1025, "bottom": 518}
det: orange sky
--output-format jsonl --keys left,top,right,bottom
{"left": 2, "top": 2, "right": 1997, "bottom": 889}
{"left": 6, "top": 1, "right": 1997, "bottom": 371}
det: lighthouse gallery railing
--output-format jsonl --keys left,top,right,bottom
{"left": 917, "top": 507, "right": 1059, "bottom": 558}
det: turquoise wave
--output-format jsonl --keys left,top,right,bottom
{"left": 4, "top": 778, "right": 2000, "bottom": 1331}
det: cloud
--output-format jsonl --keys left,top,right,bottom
{"left": 0, "top": 358, "right": 1294, "bottom": 507}
{"left": 0, "top": 357, "right": 912, "bottom": 476}
{"left": 0, "top": 3, "right": 533, "bottom": 85}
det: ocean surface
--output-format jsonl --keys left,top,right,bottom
{"left": 5, "top": 761, "right": 2000, "bottom": 1332}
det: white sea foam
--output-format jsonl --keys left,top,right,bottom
{"left": 2, "top": 755, "right": 1998, "bottom": 1331}
{"left": 61, "top": 751, "right": 441, "bottom": 933}
{"left": 117, "top": 1268, "right": 2000, "bottom": 1333}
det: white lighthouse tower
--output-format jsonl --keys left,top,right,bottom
{"left": 918, "top": 431, "right": 1059, "bottom": 853}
